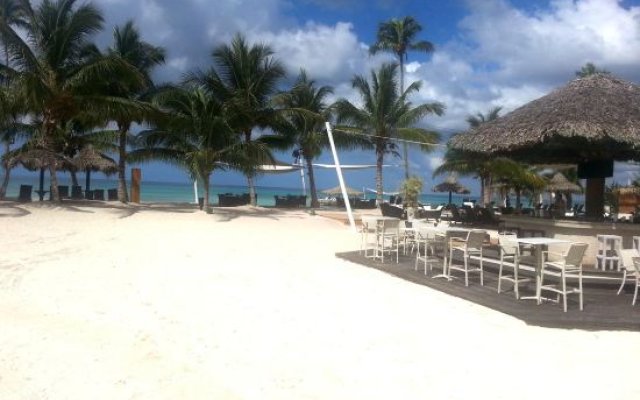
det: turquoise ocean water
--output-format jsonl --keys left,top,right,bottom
{"left": 5, "top": 174, "right": 479, "bottom": 207}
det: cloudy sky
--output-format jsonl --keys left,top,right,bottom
{"left": 63, "top": 0, "right": 640, "bottom": 191}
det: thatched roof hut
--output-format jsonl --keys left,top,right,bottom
{"left": 546, "top": 173, "right": 582, "bottom": 193}
{"left": 322, "top": 185, "right": 363, "bottom": 197}
{"left": 449, "top": 74, "right": 640, "bottom": 218}
{"left": 72, "top": 146, "right": 117, "bottom": 174}
{"left": 433, "top": 175, "right": 470, "bottom": 205}
{"left": 450, "top": 74, "right": 640, "bottom": 162}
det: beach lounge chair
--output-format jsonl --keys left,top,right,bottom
{"left": 18, "top": 185, "right": 33, "bottom": 202}
{"left": 107, "top": 188, "right": 118, "bottom": 201}
{"left": 380, "top": 202, "right": 405, "bottom": 219}
{"left": 93, "top": 189, "right": 105, "bottom": 200}
{"left": 71, "top": 186, "right": 83, "bottom": 200}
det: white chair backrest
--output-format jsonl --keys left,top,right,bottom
{"left": 619, "top": 248, "right": 640, "bottom": 270}
{"left": 379, "top": 218, "right": 400, "bottom": 233}
{"left": 467, "top": 230, "right": 486, "bottom": 249}
{"left": 498, "top": 234, "right": 519, "bottom": 254}
{"left": 361, "top": 216, "right": 378, "bottom": 232}
{"left": 565, "top": 242, "right": 588, "bottom": 267}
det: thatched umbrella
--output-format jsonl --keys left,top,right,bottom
{"left": 322, "top": 185, "right": 363, "bottom": 197}
{"left": 433, "top": 175, "right": 470, "bottom": 205}
{"left": 72, "top": 146, "right": 117, "bottom": 193}
{"left": 15, "top": 149, "right": 73, "bottom": 201}
{"left": 450, "top": 74, "right": 640, "bottom": 218}
{"left": 546, "top": 172, "right": 582, "bottom": 193}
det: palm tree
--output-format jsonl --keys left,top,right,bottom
{"left": 493, "top": 160, "right": 546, "bottom": 211}
{"left": 435, "top": 107, "right": 504, "bottom": 206}
{"left": 0, "top": 85, "right": 29, "bottom": 198}
{"left": 0, "top": 0, "right": 25, "bottom": 200}
{"left": 334, "top": 63, "right": 443, "bottom": 205}
{"left": 370, "top": 16, "right": 435, "bottom": 179}
{"left": 466, "top": 106, "right": 502, "bottom": 128}
{"left": 105, "top": 20, "right": 165, "bottom": 203}
{"left": 191, "top": 33, "right": 287, "bottom": 206}
{"left": 132, "top": 86, "right": 274, "bottom": 211}
{"left": 0, "top": 0, "right": 145, "bottom": 201}
{"left": 576, "top": 62, "right": 609, "bottom": 78}
{"left": 275, "top": 70, "right": 333, "bottom": 208}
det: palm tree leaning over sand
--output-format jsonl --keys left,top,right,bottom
{"left": 191, "top": 34, "right": 288, "bottom": 206}
{"left": 132, "top": 85, "right": 275, "bottom": 211}
{"left": 105, "top": 21, "right": 165, "bottom": 203}
{"left": 275, "top": 70, "right": 334, "bottom": 208}
{"left": 370, "top": 16, "right": 435, "bottom": 179}
{"left": 334, "top": 63, "right": 443, "bottom": 205}
{"left": 0, "top": 0, "right": 145, "bottom": 201}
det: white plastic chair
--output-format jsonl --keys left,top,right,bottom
{"left": 359, "top": 216, "right": 378, "bottom": 257}
{"left": 448, "top": 229, "right": 486, "bottom": 286}
{"left": 414, "top": 225, "right": 443, "bottom": 275}
{"left": 375, "top": 218, "right": 400, "bottom": 263}
{"left": 497, "top": 234, "right": 530, "bottom": 299}
{"left": 540, "top": 242, "right": 588, "bottom": 312}
{"left": 616, "top": 248, "right": 640, "bottom": 305}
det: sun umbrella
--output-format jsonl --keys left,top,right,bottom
{"left": 546, "top": 173, "right": 582, "bottom": 193}
{"left": 433, "top": 175, "right": 470, "bottom": 205}
{"left": 15, "top": 148, "right": 74, "bottom": 201}
{"left": 71, "top": 145, "right": 117, "bottom": 193}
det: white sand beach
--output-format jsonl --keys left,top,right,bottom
{"left": 0, "top": 202, "right": 639, "bottom": 399}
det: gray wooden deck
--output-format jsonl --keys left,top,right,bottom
{"left": 336, "top": 248, "right": 640, "bottom": 332}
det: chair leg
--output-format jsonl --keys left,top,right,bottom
{"left": 464, "top": 252, "right": 469, "bottom": 287}
{"left": 633, "top": 276, "right": 639, "bottom": 306}
{"left": 579, "top": 270, "right": 583, "bottom": 311}
{"left": 479, "top": 250, "right": 484, "bottom": 286}
{"left": 617, "top": 270, "right": 627, "bottom": 295}
{"left": 513, "top": 260, "right": 520, "bottom": 299}
{"left": 498, "top": 253, "right": 504, "bottom": 294}
{"left": 561, "top": 269, "right": 567, "bottom": 312}
{"left": 414, "top": 242, "right": 420, "bottom": 271}
{"left": 539, "top": 264, "right": 545, "bottom": 306}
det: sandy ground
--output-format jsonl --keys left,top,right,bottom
{"left": 0, "top": 201, "right": 639, "bottom": 400}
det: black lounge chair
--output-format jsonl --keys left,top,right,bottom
{"left": 107, "top": 188, "right": 118, "bottom": 201}
{"left": 18, "top": 185, "right": 32, "bottom": 202}
{"left": 218, "top": 193, "right": 252, "bottom": 207}
{"left": 85, "top": 190, "right": 94, "bottom": 200}
{"left": 274, "top": 195, "right": 306, "bottom": 208}
{"left": 93, "top": 189, "right": 105, "bottom": 200}
{"left": 71, "top": 186, "right": 84, "bottom": 200}
{"left": 380, "top": 202, "right": 405, "bottom": 219}
{"left": 354, "top": 198, "right": 376, "bottom": 209}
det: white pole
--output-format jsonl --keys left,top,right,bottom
{"left": 193, "top": 180, "right": 199, "bottom": 204}
{"left": 299, "top": 156, "right": 306, "bottom": 195}
{"left": 326, "top": 122, "right": 356, "bottom": 232}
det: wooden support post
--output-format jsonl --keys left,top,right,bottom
{"left": 585, "top": 177, "right": 605, "bottom": 219}
{"left": 131, "top": 168, "right": 141, "bottom": 203}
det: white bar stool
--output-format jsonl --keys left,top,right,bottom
{"left": 596, "top": 234, "right": 622, "bottom": 271}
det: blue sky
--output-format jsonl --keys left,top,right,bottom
{"left": 12, "top": 0, "right": 640, "bottom": 193}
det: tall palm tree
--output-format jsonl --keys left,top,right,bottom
{"left": 191, "top": 33, "right": 287, "bottom": 206}
{"left": 370, "top": 16, "right": 435, "bottom": 179}
{"left": 334, "top": 63, "right": 443, "bottom": 204}
{"left": 132, "top": 86, "right": 274, "bottom": 211}
{"left": 0, "top": 0, "right": 25, "bottom": 200}
{"left": 0, "top": 0, "right": 145, "bottom": 201}
{"left": 106, "top": 20, "right": 165, "bottom": 203}
{"left": 466, "top": 106, "right": 502, "bottom": 128}
{"left": 0, "top": 85, "right": 29, "bottom": 198}
{"left": 275, "top": 70, "right": 333, "bottom": 208}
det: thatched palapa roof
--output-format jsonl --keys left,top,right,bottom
{"left": 432, "top": 176, "right": 470, "bottom": 194}
{"left": 450, "top": 74, "right": 640, "bottom": 163}
{"left": 546, "top": 173, "right": 582, "bottom": 193}
{"left": 72, "top": 145, "right": 117, "bottom": 174}
{"left": 322, "top": 185, "right": 363, "bottom": 196}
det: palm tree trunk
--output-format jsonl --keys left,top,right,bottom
{"left": 479, "top": 175, "right": 486, "bottom": 207}
{"left": 305, "top": 155, "right": 319, "bottom": 208}
{"left": 516, "top": 189, "right": 522, "bottom": 213}
{"left": 203, "top": 173, "right": 210, "bottom": 211}
{"left": 247, "top": 175, "right": 257, "bottom": 206}
{"left": 399, "top": 57, "right": 410, "bottom": 180}
{"left": 70, "top": 169, "right": 79, "bottom": 187}
{"left": 49, "top": 164, "right": 60, "bottom": 202}
{"left": 117, "top": 123, "right": 129, "bottom": 203}
{"left": 375, "top": 145, "right": 384, "bottom": 205}
{"left": 0, "top": 141, "right": 11, "bottom": 200}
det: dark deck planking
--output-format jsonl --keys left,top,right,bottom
{"left": 336, "top": 250, "right": 640, "bottom": 332}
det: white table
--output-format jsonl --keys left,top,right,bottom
{"left": 514, "top": 237, "right": 570, "bottom": 303}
